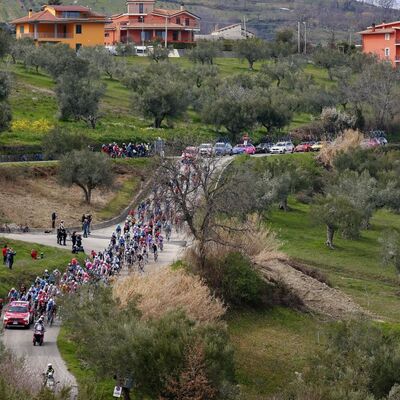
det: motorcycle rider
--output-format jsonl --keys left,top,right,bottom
{"left": 43, "top": 363, "right": 55, "bottom": 386}
{"left": 34, "top": 316, "right": 45, "bottom": 332}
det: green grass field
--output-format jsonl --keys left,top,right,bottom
{"left": 0, "top": 239, "right": 84, "bottom": 299}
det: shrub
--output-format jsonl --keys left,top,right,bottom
{"left": 318, "top": 129, "right": 364, "bottom": 167}
{"left": 61, "top": 287, "right": 236, "bottom": 399}
{"left": 218, "top": 252, "right": 266, "bottom": 307}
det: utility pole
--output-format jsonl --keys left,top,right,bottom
{"left": 297, "top": 21, "right": 301, "bottom": 53}
{"left": 243, "top": 15, "right": 247, "bottom": 38}
{"left": 164, "top": 17, "right": 168, "bottom": 48}
{"left": 303, "top": 21, "right": 307, "bottom": 55}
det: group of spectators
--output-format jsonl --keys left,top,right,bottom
{"left": 101, "top": 142, "right": 151, "bottom": 158}
{"left": 2, "top": 245, "right": 16, "bottom": 270}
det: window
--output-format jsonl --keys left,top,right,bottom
{"left": 176, "top": 17, "right": 181, "bottom": 24}
{"left": 185, "top": 18, "right": 190, "bottom": 26}
{"left": 105, "top": 33, "right": 110, "bottom": 37}
{"left": 141, "top": 31, "right": 152, "bottom": 41}
{"left": 62, "top": 11, "right": 81, "bottom": 18}
{"left": 138, "top": 16, "right": 144, "bottom": 22}
{"left": 385, "top": 33, "right": 391, "bottom": 40}
{"left": 385, "top": 48, "right": 390, "bottom": 57}
{"left": 156, "top": 30, "right": 166, "bottom": 39}
{"left": 76, "top": 43, "right": 82, "bottom": 51}
{"left": 139, "top": 3, "right": 144, "bottom": 14}
{"left": 76, "top": 24, "right": 82, "bottom": 34}
{"left": 173, "top": 31, "right": 179, "bottom": 41}
{"left": 20, "top": 26, "right": 25, "bottom": 34}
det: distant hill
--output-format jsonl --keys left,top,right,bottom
{"left": 2, "top": 0, "right": 399, "bottom": 43}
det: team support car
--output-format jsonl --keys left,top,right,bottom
{"left": 255, "top": 142, "right": 273, "bottom": 154}
{"left": 198, "top": 143, "right": 213, "bottom": 157}
{"left": 231, "top": 144, "right": 256, "bottom": 155}
{"left": 270, "top": 142, "right": 294, "bottom": 154}
{"left": 3, "top": 301, "right": 34, "bottom": 328}
{"left": 213, "top": 142, "right": 232, "bottom": 156}
{"left": 294, "top": 142, "right": 314, "bottom": 153}
{"left": 181, "top": 146, "right": 198, "bottom": 163}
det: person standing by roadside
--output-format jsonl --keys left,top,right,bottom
{"left": 51, "top": 211, "right": 57, "bottom": 229}
{"left": 6, "top": 247, "right": 16, "bottom": 270}
{"left": 82, "top": 217, "right": 89, "bottom": 238}
{"left": 2, "top": 244, "right": 7, "bottom": 265}
{"left": 87, "top": 214, "right": 92, "bottom": 236}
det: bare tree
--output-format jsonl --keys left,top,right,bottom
{"left": 157, "top": 156, "right": 261, "bottom": 267}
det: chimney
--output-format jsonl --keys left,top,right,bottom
{"left": 180, "top": 2, "right": 185, "bottom": 11}
{"left": 29, "top": 9, "right": 33, "bottom": 18}
{"left": 371, "top": 23, "right": 376, "bottom": 32}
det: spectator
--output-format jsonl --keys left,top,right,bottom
{"left": 51, "top": 211, "right": 57, "bottom": 229}
{"left": 6, "top": 248, "right": 16, "bottom": 270}
{"left": 2, "top": 244, "right": 7, "bottom": 265}
{"left": 31, "top": 249, "right": 38, "bottom": 260}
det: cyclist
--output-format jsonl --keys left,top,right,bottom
{"left": 152, "top": 243, "right": 158, "bottom": 262}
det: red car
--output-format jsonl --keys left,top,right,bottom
{"left": 3, "top": 301, "right": 34, "bottom": 328}
{"left": 294, "top": 142, "right": 313, "bottom": 152}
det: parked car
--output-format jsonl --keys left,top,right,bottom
{"left": 361, "top": 138, "right": 380, "bottom": 149}
{"left": 3, "top": 301, "right": 33, "bottom": 328}
{"left": 199, "top": 143, "right": 213, "bottom": 157}
{"left": 214, "top": 142, "right": 232, "bottom": 156}
{"left": 311, "top": 142, "right": 324, "bottom": 152}
{"left": 270, "top": 142, "right": 294, "bottom": 154}
{"left": 231, "top": 144, "right": 256, "bottom": 155}
{"left": 181, "top": 146, "right": 198, "bottom": 163}
{"left": 294, "top": 142, "right": 314, "bottom": 153}
{"left": 255, "top": 142, "right": 273, "bottom": 154}
{"left": 377, "top": 137, "right": 388, "bottom": 146}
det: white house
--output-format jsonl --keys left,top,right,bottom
{"left": 196, "top": 23, "right": 255, "bottom": 41}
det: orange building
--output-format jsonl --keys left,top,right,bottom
{"left": 105, "top": 0, "right": 200, "bottom": 46}
{"left": 11, "top": 5, "right": 107, "bottom": 51}
{"left": 360, "top": 21, "right": 400, "bottom": 65}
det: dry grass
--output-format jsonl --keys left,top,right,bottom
{"left": 186, "top": 214, "right": 285, "bottom": 268}
{"left": 114, "top": 268, "right": 226, "bottom": 324}
{"left": 317, "top": 129, "right": 364, "bottom": 167}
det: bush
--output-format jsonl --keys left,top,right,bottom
{"left": 61, "top": 287, "right": 237, "bottom": 399}
{"left": 217, "top": 252, "right": 268, "bottom": 307}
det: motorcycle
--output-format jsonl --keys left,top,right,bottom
{"left": 33, "top": 328, "right": 44, "bottom": 346}
{"left": 43, "top": 371, "right": 58, "bottom": 392}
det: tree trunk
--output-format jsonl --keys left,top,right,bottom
{"left": 87, "top": 188, "right": 92, "bottom": 204}
{"left": 279, "top": 198, "right": 289, "bottom": 211}
{"left": 326, "top": 225, "right": 335, "bottom": 249}
{"left": 154, "top": 117, "right": 163, "bottom": 128}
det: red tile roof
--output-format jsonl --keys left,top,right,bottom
{"left": 11, "top": 10, "right": 58, "bottom": 24}
{"left": 359, "top": 28, "right": 395, "bottom": 34}
{"left": 10, "top": 5, "right": 106, "bottom": 24}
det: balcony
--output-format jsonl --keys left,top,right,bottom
{"left": 18, "top": 32, "right": 73, "bottom": 40}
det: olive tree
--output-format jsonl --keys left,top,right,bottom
{"left": 0, "top": 29, "right": 11, "bottom": 59}
{"left": 148, "top": 42, "right": 170, "bottom": 63}
{"left": 380, "top": 229, "right": 400, "bottom": 275}
{"left": 234, "top": 37, "right": 268, "bottom": 70}
{"left": 0, "top": 71, "right": 12, "bottom": 132}
{"left": 58, "top": 149, "right": 113, "bottom": 204}
{"left": 313, "top": 194, "right": 363, "bottom": 249}
{"left": 126, "top": 64, "right": 191, "bottom": 128}
{"left": 188, "top": 40, "right": 221, "bottom": 65}
{"left": 201, "top": 83, "right": 257, "bottom": 142}
{"left": 56, "top": 73, "right": 105, "bottom": 128}
{"left": 79, "top": 45, "right": 117, "bottom": 79}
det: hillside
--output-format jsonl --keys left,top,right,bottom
{"left": 1, "top": 0, "right": 397, "bottom": 42}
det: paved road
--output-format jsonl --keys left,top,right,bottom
{"left": 2, "top": 320, "right": 78, "bottom": 398}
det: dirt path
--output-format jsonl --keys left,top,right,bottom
{"left": 256, "top": 258, "right": 366, "bottom": 319}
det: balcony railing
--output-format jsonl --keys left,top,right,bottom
{"left": 19, "top": 32, "right": 73, "bottom": 39}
